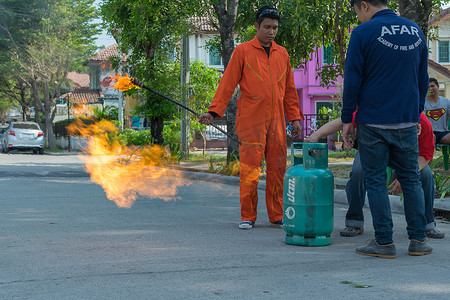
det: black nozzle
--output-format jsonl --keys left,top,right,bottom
{"left": 132, "top": 78, "right": 144, "bottom": 88}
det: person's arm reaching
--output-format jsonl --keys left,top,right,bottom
{"left": 304, "top": 118, "right": 343, "bottom": 143}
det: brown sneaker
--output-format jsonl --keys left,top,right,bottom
{"left": 340, "top": 226, "right": 364, "bottom": 237}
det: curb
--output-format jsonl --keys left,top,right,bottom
{"left": 170, "top": 168, "right": 450, "bottom": 213}
{"left": 45, "top": 151, "right": 80, "bottom": 156}
{"left": 5, "top": 163, "right": 449, "bottom": 213}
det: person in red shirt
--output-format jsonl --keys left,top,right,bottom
{"left": 305, "top": 113, "right": 444, "bottom": 239}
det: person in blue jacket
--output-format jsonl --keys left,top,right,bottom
{"left": 342, "top": 0, "right": 431, "bottom": 258}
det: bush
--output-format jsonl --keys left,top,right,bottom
{"left": 119, "top": 128, "right": 152, "bottom": 146}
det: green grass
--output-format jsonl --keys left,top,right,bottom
{"left": 186, "top": 151, "right": 356, "bottom": 167}
{"left": 340, "top": 281, "right": 373, "bottom": 288}
{"left": 187, "top": 153, "right": 227, "bottom": 163}
{"left": 45, "top": 146, "right": 64, "bottom": 153}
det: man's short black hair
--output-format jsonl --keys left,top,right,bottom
{"left": 350, "top": 0, "right": 388, "bottom": 8}
{"left": 429, "top": 78, "right": 439, "bottom": 88}
{"left": 256, "top": 5, "right": 280, "bottom": 25}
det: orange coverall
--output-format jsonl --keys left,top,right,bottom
{"left": 209, "top": 36, "right": 303, "bottom": 223}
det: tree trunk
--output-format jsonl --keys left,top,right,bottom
{"left": 30, "top": 79, "right": 58, "bottom": 149}
{"left": 18, "top": 84, "right": 29, "bottom": 121}
{"left": 213, "top": 0, "right": 239, "bottom": 163}
{"left": 199, "top": 129, "right": 206, "bottom": 155}
{"left": 31, "top": 80, "right": 42, "bottom": 129}
{"left": 43, "top": 80, "right": 57, "bottom": 149}
{"left": 398, "top": 0, "right": 433, "bottom": 39}
{"left": 150, "top": 116, "right": 164, "bottom": 145}
{"left": 142, "top": 42, "right": 167, "bottom": 145}
{"left": 46, "top": 116, "right": 56, "bottom": 149}
{"left": 334, "top": 1, "right": 348, "bottom": 69}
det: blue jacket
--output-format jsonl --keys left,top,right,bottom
{"left": 342, "top": 9, "right": 428, "bottom": 125}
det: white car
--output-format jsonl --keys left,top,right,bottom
{"left": 2, "top": 122, "right": 45, "bottom": 154}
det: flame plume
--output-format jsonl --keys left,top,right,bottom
{"left": 67, "top": 118, "right": 188, "bottom": 208}
{"left": 111, "top": 73, "right": 141, "bottom": 92}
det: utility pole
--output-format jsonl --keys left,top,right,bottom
{"left": 180, "top": 34, "right": 190, "bottom": 156}
{"left": 117, "top": 47, "right": 124, "bottom": 129}
{"left": 67, "top": 96, "right": 71, "bottom": 151}
{"left": 116, "top": 31, "right": 124, "bottom": 129}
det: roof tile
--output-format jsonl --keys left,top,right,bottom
{"left": 88, "top": 44, "right": 127, "bottom": 62}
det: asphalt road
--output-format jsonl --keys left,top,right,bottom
{"left": 0, "top": 153, "right": 449, "bottom": 299}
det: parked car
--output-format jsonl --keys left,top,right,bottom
{"left": 1, "top": 122, "right": 44, "bottom": 154}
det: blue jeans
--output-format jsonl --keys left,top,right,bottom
{"left": 345, "top": 153, "right": 436, "bottom": 230}
{"left": 345, "top": 151, "right": 366, "bottom": 229}
{"left": 357, "top": 125, "right": 426, "bottom": 244}
{"left": 421, "top": 165, "right": 437, "bottom": 231}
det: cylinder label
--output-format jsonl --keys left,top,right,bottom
{"left": 285, "top": 206, "right": 295, "bottom": 220}
{"left": 287, "top": 178, "right": 295, "bottom": 203}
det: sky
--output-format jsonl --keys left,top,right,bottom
{"left": 93, "top": 0, "right": 116, "bottom": 48}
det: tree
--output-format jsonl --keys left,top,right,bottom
{"left": 0, "top": 0, "right": 99, "bottom": 149}
{"left": 0, "top": 76, "right": 33, "bottom": 121}
{"left": 100, "top": 0, "right": 197, "bottom": 145}
{"left": 0, "top": 0, "right": 40, "bottom": 122}
{"left": 210, "top": 0, "right": 241, "bottom": 163}
{"left": 264, "top": 0, "right": 357, "bottom": 86}
{"left": 188, "top": 60, "right": 222, "bottom": 154}
{"left": 194, "top": 0, "right": 241, "bottom": 161}
{"left": 279, "top": 0, "right": 450, "bottom": 84}
{"left": 398, "top": 0, "right": 449, "bottom": 39}
{"left": 135, "top": 59, "right": 221, "bottom": 153}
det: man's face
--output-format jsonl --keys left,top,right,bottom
{"left": 354, "top": 2, "right": 371, "bottom": 23}
{"left": 255, "top": 18, "right": 279, "bottom": 47}
{"left": 429, "top": 82, "right": 439, "bottom": 96}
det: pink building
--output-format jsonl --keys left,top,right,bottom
{"left": 293, "top": 47, "right": 343, "bottom": 137}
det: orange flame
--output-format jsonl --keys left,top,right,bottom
{"left": 99, "top": 61, "right": 112, "bottom": 69}
{"left": 71, "top": 101, "right": 94, "bottom": 117}
{"left": 111, "top": 73, "right": 141, "bottom": 92}
{"left": 67, "top": 118, "right": 188, "bottom": 208}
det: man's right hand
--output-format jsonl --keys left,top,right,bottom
{"left": 198, "top": 113, "right": 214, "bottom": 125}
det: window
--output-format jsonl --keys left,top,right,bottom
{"left": 209, "top": 48, "right": 222, "bottom": 66}
{"left": 315, "top": 101, "right": 333, "bottom": 114}
{"left": 439, "top": 41, "right": 450, "bottom": 63}
{"left": 13, "top": 123, "right": 40, "bottom": 130}
{"left": 322, "top": 45, "right": 335, "bottom": 65}
{"left": 56, "top": 98, "right": 67, "bottom": 105}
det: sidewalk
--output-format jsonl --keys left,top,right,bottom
{"left": 175, "top": 149, "right": 450, "bottom": 214}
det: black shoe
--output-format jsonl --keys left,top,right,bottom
{"left": 356, "top": 239, "right": 396, "bottom": 259}
{"left": 271, "top": 219, "right": 283, "bottom": 228}
{"left": 340, "top": 226, "right": 364, "bottom": 237}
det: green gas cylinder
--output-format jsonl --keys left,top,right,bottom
{"left": 283, "top": 143, "right": 334, "bottom": 246}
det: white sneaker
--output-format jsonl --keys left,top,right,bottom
{"left": 239, "top": 221, "right": 255, "bottom": 229}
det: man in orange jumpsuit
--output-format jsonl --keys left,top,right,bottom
{"left": 199, "top": 6, "right": 303, "bottom": 229}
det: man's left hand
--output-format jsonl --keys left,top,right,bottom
{"left": 292, "top": 120, "right": 302, "bottom": 138}
{"left": 388, "top": 179, "right": 403, "bottom": 195}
